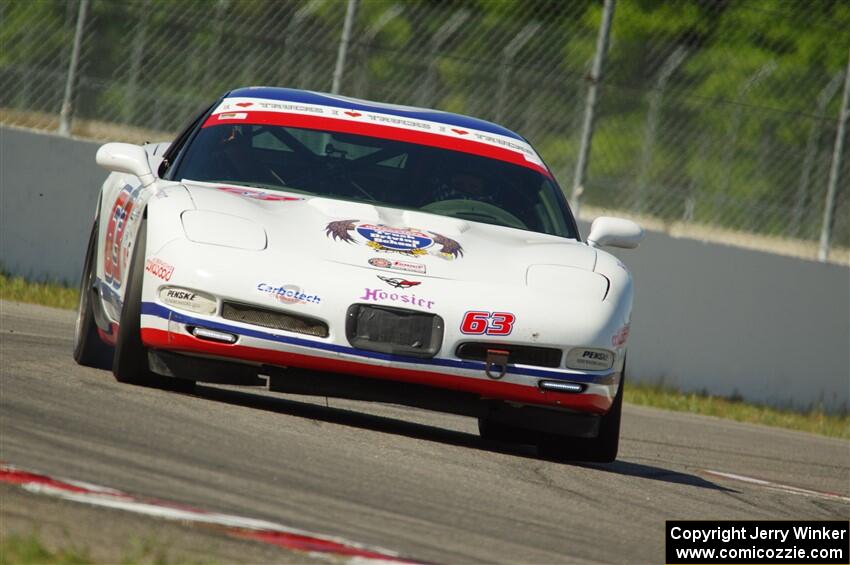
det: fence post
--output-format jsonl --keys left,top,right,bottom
{"left": 718, "top": 61, "right": 776, "bottom": 197}
{"left": 58, "top": 0, "right": 89, "bottom": 136}
{"left": 419, "top": 9, "right": 470, "bottom": 107}
{"left": 818, "top": 48, "right": 850, "bottom": 262}
{"left": 283, "top": 0, "right": 323, "bottom": 86}
{"left": 791, "top": 71, "right": 844, "bottom": 238}
{"left": 634, "top": 46, "right": 687, "bottom": 214}
{"left": 570, "top": 0, "right": 615, "bottom": 218}
{"left": 124, "top": 0, "right": 151, "bottom": 125}
{"left": 332, "top": 0, "right": 358, "bottom": 94}
{"left": 354, "top": 4, "right": 402, "bottom": 98}
{"left": 496, "top": 22, "right": 541, "bottom": 123}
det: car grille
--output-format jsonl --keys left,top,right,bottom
{"left": 346, "top": 304, "right": 444, "bottom": 358}
{"left": 455, "top": 342, "right": 562, "bottom": 368}
{"left": 221, "top": 301, "right": 329, "bottom": 338}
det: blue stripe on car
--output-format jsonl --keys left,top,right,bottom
{"left": 141, "top": 301, "right": 615, "bottom": 385}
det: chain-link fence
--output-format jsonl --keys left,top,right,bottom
{"left": 2, "top": 0, "right": 848, "bottom": 262}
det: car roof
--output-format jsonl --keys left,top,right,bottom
{"left": 226, "top": 87, "right": 526, "bottom": 142}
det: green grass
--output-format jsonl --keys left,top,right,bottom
{"left": 0, "top": 534, "right": 91, "bottom": 565}
{"left": 0, "top": 273, "right": 79, "bottom": 310}
{"left": 626, "top": 382, "right": 850, "bottom": 439}
{"left": 0, "top": 533, "right": 211, "bottom": 565}
{"left": 1, "top": 273, "right": 847, "bottom": 440}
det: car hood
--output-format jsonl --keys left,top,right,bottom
{"left": 182, "top": 181, "right": 599, "bottom": 287}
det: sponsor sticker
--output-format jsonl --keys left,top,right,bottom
{"left": 217, "top": 186, "right": 301, "bottom": 201}
{"left": 368, "top": 257, "right": 427, "bottom": 274}
{"left": 104, "top": 183, "right": 145, "bottom": 289}
{"left": 159, "top": 287, "right": 217, "bottom": 315}
{"left": 257, "top": 283, "right": 321, "bottom": 305}
{"left": 326, "top": 219, "right": 463, "bottom": 260}
{"left": 566, "top": 348, "right": 614, "bottom": 370}
{"left": 145, "top": 257, "right": 174, "bottom": 281}
{"left": 360, "top": 288, "right": 434, "bottom": 310}
{"left": 218, "top": 112, "right": 247, "bottom": 120}
{"left": 612, "top": 324, "right": 630, "bottom": 347}
{"left": 377, "top": 275, "right": 421, "bottom": 289}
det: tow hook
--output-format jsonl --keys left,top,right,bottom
{"left": 485, "top": 349, "right": 510, "bottom": 380}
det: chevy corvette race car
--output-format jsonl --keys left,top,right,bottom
{"left": 73, "top": 87, "right": 643, "bottom": 462}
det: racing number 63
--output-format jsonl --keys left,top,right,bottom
{"left": 460, "top": 311, "right": 516, "bottom": 336}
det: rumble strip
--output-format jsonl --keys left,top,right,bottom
{"left": 0, "top": 462, "right": 419, "bottom": 563}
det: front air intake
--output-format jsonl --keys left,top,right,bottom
{"left": 346, "top": 304, "right": 444, "bottom": 358}
{"left": 221, "top": 301, "right": 329, "bottom": 338}
{"left": 455, "top": 342, "right": 562, "bottom": 368}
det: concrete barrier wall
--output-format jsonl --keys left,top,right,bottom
{"left": 1, "top": 127, "right": 102, "bottom": 284}
{"left": 2, "top": 126, "right": 847, "bottom": 412}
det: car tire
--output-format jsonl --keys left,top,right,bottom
{"left": 73, "top": 219, "right": 114, "bottom": 369}
{"left": 112, "top": 217, "right": 194, "bottom": 393}
{"left": 537, "top": 366, "right": 625, "bottom": 463}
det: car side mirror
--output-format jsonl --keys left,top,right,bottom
{"left": 96, "top": 142, "right": 154, "bottom": 186}
{"left": 587, "top": 216, "right": 644, "bottom": 249}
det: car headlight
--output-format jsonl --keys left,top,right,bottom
{"left": 159, "top": 286, "right": 218, "bottom": 315}
{"left": 181, "top": 210, "right": 267, "bottom": 250}
{"left": 566, "top": 347, "right": 615, "bottom": 370}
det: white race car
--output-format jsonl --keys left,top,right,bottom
{"left": 73, "top": 87, "right": 643, "bottom": 462}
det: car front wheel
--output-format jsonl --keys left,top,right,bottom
{"left": 112, "top": 217, "right": 194, "bottom": 393}
{"left": 537, "top": 368, "right": 625, "bottom": 463}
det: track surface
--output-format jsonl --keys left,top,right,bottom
{"left": 1, "top": 300, "right": 848, "bottom": 563}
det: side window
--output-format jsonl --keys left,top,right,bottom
{"left": 160, "top": 103, "right": 215, "bottom": 179}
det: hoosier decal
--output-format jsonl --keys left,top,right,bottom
{"left": 360, "top": 288, "right": 434, "bottom": 310}
{"left": 326, "top": 220, "right": 463, "bottom": 260}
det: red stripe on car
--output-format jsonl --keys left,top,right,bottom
{"left": 141, "top": 328, "right": 611, "bottom": 413}
{"left": 202, "top": 111, "right": 551, "bottom": 177}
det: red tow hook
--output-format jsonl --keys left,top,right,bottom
{"left": 485, "top": 349, "right": 510, "bottom": 380}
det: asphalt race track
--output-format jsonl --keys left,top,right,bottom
{"left": 1, "top": 300, "right": 848, "bottom": 563}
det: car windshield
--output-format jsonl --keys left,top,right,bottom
{"left": 175, "top": 123, "right": 577, "bottom": 239}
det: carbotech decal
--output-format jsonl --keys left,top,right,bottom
{"left": 257, "top": 283, "right": 321, "bottom": 305}
{"left": 326, "top": 220, "right": 463, "bottom": 260}
{"left": 368, "top": 257, "right": 427, "bottom": 274}
{"left": 360, "top": 288, "right": 434, "bottom": 310}
{"left": 144, "top": 257, "right": 174, "bottom": 281}
{"left": 377, "top": 275, "right": 421, "bottom": 289}
{"left": 217, "top": 186, "right": 301, "bottom": 201}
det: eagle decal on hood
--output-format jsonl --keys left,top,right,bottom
{"left": 325, "top": 220, "right": 464, "bottom": 259}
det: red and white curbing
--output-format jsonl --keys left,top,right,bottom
{"left": 703, "top": 469, "right": 850, "bottom": 504}
{"left": 0, "top": 463, "right": 421, "bottom": 564}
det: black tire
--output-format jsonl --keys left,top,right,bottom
{"left": 73, "top": 219, "right": 114, "bottom": 369}
{"left": 537, "top": 368, "right": 625, "bottom": 463}
{"left": 112, "top": 217, "right": 194, "bottom": 393}
{"left": 478, "top": 417, "right": 534, "bottom": 445}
